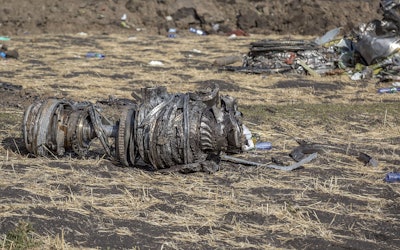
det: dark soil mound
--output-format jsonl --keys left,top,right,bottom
{"left": 0, "top": 0, "right": 381, "bottom": 36}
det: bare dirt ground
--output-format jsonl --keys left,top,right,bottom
{"left": 0, "top": 30, "right": 400, "bottom": 249}
{"left": 0, "top": 0, "right": 381, "bottom": 36}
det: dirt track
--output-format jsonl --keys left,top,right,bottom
{"left": 0, "top": 32, "right": 400, "bottom": 249}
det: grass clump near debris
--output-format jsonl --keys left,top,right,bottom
{"left": 2, "top": 221, "right": 41, "bottom": 250}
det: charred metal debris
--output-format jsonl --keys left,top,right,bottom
{"left": 22, "top": 85, "right": 317, "bottom": 173}
{"left": 223, "top": 0, "right": 400, "bottom": 82}
{"left": 23, "top": 85, "right": 241, "bottom": 172}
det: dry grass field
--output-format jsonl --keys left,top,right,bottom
{"left": 1, "top": 32, "right": 400, "bottom": 249}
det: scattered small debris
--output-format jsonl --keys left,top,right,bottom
{"left": 221, "top": 152, "right": 318, "bottom": 171}
{"left": 289, "top": 141, "right": 378, "bottom": 167}
{"left": 121, "top": 21, "right": 130, "bottom": 29}
{"left": 189, "top": 27, "right": 206, "bottom": 36}
{"left": 212, "top": 24, "right": 220, "bottom": 32}
{"left": 148, "top": 60, "right": 164, "bottom": 66}
{"left": 350, "top": 72, "right": 364, "bottom": 81}
{"left": 76, "top": 32, "right": 88, "bottom": 36}
{"left": 191, "top": 49, "right": 202, "bottom": 54}
{"left": 377, "top": 87, "right": 400, "bottom": 94}
{"left": 0, "top": 43, "right": 19, "bottom": 59}
{"left": 357, "top": 152, "right": 378, "bottom": 167}
{"left": 167, "top": 28, "right": 177, "bottom": 38}
{"left": 228, "top": 34, "right": 237, "bottom": 39}
{"left": 86, "top": 52, "right": 105, "bottom": 59}
{"left": 392, "top": 82, "right": 400, "bottom": 87}
{"left": 120, "top": 13, "right": 133, "bottom": 29}
{"left": 314, "top": 27, "right": 341, "bottom": 45}
{"left": 227, "top": 29, "right": 249, "bottom": 37}
{"left": 385, "top": 172, "right": 400, "bottom": 183}
{"left": 255, "top": 142, "right": 272, "bottom": 150}
{"left": 242, "top": 124, "right": 254, "bottom": 151}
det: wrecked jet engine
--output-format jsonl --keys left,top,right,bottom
{"left": 22, "top": 85, "right": 245, "bottom": 171}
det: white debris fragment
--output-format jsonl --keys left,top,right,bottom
{"left": 228, "top": 34, "right": 237, "bottom": 39}
{"left": 350, "top": 72, "right": 363, "bottom": 80}
{"left": 149, "top": 60, "right": 164, "bottom": 66}
{"left": 76, "top": 32, "right": 88, "bottom": 36}
{"left": 191, "top": 49, "right": 202, "bottom": 54}
{"left": 242, "top": 125, "right": 255, "bottom": 151}
{"left": 392, "top": 82, "right": 400, "bottom": 87}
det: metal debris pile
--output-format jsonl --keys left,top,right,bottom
{"left": 224, "top": 0, "right": 400, "bottom": 82}
{"left": 239, "top": 39, "right": 337, "bottom": 76}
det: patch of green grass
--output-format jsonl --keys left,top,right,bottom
{"left": 3, "top": 221, "right": 41, "bottom": 250}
